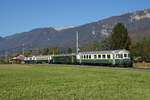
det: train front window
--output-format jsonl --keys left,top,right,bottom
{"left": 124, "top": 54, "right": 127, "bottom": 57}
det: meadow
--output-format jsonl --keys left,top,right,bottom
{"left": 0, "top": 64, "right": 150, "bottom": 100}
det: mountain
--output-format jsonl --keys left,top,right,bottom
{"left": 99, "top": 9, "right": 150, "bottom": 40}
{"left": 0, "top": 8, "right": 150, "bottom": 53}
{"left": 0, "top": 37, "right": 4, "bottom": 41}
{"left": 0, "top": 27, "right": 57, "bottom": 53}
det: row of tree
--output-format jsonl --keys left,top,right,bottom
{"left": 23, "top": 46, "right": 74, "bottom": 57}
{"left": 130, "top": 37, "right": 150, "bottom": 62}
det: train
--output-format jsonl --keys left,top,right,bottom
{"left": 24, "top": 49, "right": 133, "bottom": 67}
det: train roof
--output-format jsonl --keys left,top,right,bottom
{"left": 78, "top": 50, "right": 130, "bottom": 55}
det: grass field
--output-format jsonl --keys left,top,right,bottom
{"left": 0, "top": 64, "right": 150, "bottom": 100}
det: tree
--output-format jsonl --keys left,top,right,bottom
{"left": 67, "top": 48, "right": 73, "bottom": 53}
{"left": 110, "top": 23, "right": 131, "bottom": 50}
{"left": 130, "top": 37, "right": 150, "bottom": 62}
{"left": 48, "top": 46, "right": 61, "bottom": 55}
{"left": 99, "top": 37, "right": 110, "bottom": 50}
{"left": 42, "top": 48, "right": 49, "bottom": 55}
{"left": 82, "top": 40, "right": 101, "bottom": 51}
{"left": 92, "top": 40, "right": 100, "bottom": 51}
{"left": 24, "top": 50, "right": 32, "bottom": 56}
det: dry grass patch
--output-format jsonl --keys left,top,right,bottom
{"left": 0, "top": 64, "right": 32, "bottom": 68}
{"left": 134, "top": 62, "right": 150, "bottom": 68}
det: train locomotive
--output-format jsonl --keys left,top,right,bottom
{"left": 24, "top": 49, "right": 132, "bottom": 67}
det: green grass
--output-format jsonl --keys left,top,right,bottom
{"left": 0, "top": 64, "right": 150, "bottom": 100}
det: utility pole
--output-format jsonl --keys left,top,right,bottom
{"left": 52, "top": 49, "right": 54, "bottom": 63}
{"left": 22, "top": 44, "right": 24, "bottom": 55}
{"left": 76, "top": 31, "right": 82, "bottom": 64}
{"left": 76, "top": 31, "right": 79, "bottom": 54}
{"left": 53, "top": 48, "right": 54, "bottom": 56}
{"left": 5, "top": 51, "right": 8, "bottom": 62}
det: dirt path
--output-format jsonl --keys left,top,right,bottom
{"left": 0, "top": 64, "right": 32, "bottom": 68}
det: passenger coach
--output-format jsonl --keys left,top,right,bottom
{"left": 76, "top": 50, "right": 132, "bottom": 67}
{"left": 24, "top": 55, "right": 52, "bottom": 64}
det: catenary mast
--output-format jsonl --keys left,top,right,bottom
{"left": 76, "top": 31, "right": 79, "bottom": 54}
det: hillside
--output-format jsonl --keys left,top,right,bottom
{"left": 0, "top": 37, "right": 4, "bottom": 41}
{"left": 0, "top": 8, "right": 150, "bottom": 53}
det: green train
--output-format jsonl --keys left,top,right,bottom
{"left": 24, "top": 55, "right": 52, "bottom": 64}
{"left": 24, "top": 49, "right": 132, "bottom": 67}
{"left": 52, "top": 54, "right": 76, "bottom": 64}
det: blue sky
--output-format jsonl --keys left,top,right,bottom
{"left": 0, "top": 0, "right": 150, "bottom": 37}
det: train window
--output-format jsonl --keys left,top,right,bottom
{"left": 84, "top": 55, "right": 86, "bottom": 59}
{"left": 120, "top": 54, "right": 123, "bottom": 58}
{"left": 94, "top": 55, "right": 97, "bottom": 59}
{"left": 107, "top": 55, "right": 110, "bottom": 59}
{"left": 89, "top": 55, "right": 91, "bottom": 59}
{"left": 116, "top": 54, "right": 118, "bottom": 58}
{"left": 87, "top": 55, "right": 89, "bottom": 59}
{"left": 124, "top": 54, "right": 127, "bottom": 57}
{"left": 98, "top": 55, "right": 101, "bottom": 59}
{"left": 118, "top": 54, "right": 121, "bottom": 58}
{"left": 102, "top": 55, "right": 106, "bottom": 59}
